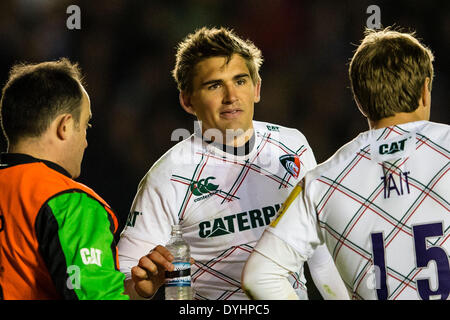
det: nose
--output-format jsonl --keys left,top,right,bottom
{"left": 222, "top": 83, "right": 238, "bottom": 105}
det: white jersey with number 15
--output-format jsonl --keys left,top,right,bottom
{"left": 263, "top": 120, "right": 450, "bottom": 300}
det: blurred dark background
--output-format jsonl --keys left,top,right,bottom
{"left": 0, "top": 0, "right": 448, "bottom": 299}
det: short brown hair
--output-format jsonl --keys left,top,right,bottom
{"left": 349, "top": 27, "right": 434, "bottom": 121}
{"left": 0, "top": 58, "right": 84, "bottom": 147}
{"left": 172, "top": 27, "right": 263, "bottom": 94}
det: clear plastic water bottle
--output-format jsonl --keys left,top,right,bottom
{"left": 165, "top": 224, "right": 192, "bottom": 300}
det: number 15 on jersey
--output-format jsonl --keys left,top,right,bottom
{"left": 370, "top": 222, "right": 450, "bottom": 300}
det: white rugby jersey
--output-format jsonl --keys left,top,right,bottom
{"left": 262, "top": 120, "right": 450, "bottom": 300}
{"left": 118, "top": 120, "right": 317, "bottom": 300}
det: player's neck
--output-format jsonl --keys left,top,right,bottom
{"left": 369, "top": 105, "right": 430, "bottom": 130}
{"left": 205, "top": 129, "right": 255, "bottom": 156}
{"left": 203, "top": 127, "right": 254, "bottom": 147}
{"left": 226, "top": 127, "right": 254, "bottom": 148}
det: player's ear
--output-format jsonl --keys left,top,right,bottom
{"left": 254, "top": 80, "right": 261, "bottom": 103}
{"left": 55, "top": 113, "right": 74, "bottom": 141}
{"left": 420, "top": 77, "right": 431, "bottom": 108}
{"left": 179, "top": 91, "right": 196, "bottom": 116}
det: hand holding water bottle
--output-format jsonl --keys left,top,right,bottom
{"left": 130, "top": 226, "right": 194, "bottom": 299}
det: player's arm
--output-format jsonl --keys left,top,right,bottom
{"left": 243, "top": 233, "right": 349, "bottom": 300}
{"left": 35, "top": 191, "right": 128, "bottom": 300}
{"left": 243, "top": 178, "right": 348, "bottom": 300}
{"left": 242, "top": 231, "right": 304, "bottom": 300}
{"left": 242, "top": 183, "right": 310, "bottom": 299}
{"left": 118, "top": 172, "right": 178, "bottom": 299}
{"left": 307, "top": 244, "right": 350, "bottom": 299}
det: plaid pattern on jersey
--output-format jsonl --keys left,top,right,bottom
{"left": 190, "top": 244, "right": 308, "bottom": 300}
{"left": 172, "top": 128, "right": 313, "bottom": 300}
{"left": 313, "top": 122, "right": 449, "bottom": 300}
{"left": 172, "top": 132, "right": 300, "bottom": 221}
{"left": 120, "top": 121, "right": 316, "bottom": 300}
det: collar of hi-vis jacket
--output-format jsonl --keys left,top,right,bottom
{"left": 0, "top": 153, "right": 72, "bottom": 178}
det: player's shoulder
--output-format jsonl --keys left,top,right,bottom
{"left": 417, "top": 121, "right": 450, "bottom": 145}
{"left": 303, "top": 120, "right": 450, "bottom": 184}
{"left": 304, "top": 130, "right": 369, "bottom": 183}
{"left": 138, "top": 133, "right": 200, "bottom": 187}
{"left": 253, "top": 120, "right": 309, "bottom": 143}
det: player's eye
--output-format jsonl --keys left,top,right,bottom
{"left": 236, "top": 78, "right": 247, "bottom": 85}
{"left": 207, "top": 83, "right": 221, "bottom": 90}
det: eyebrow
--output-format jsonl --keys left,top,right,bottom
{"left": 201, "top": 73, "right": 250, "bottom": 87}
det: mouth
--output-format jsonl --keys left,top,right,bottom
{"left": 219, "top": 109, "right": 243, "bottom": 119}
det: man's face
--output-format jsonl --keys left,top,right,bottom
{"left": 182, "top": 54, "right": 261, "bottom": 145}
{"left": 68, "top": 87, "right": 91, "bottom": 179}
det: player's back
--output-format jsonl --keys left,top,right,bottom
{"left": 306, "top": 120, "right": 449, "bottom": 300}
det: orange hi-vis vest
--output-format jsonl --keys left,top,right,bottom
{"left": 0, "top": 153, "right": 127, "bottom": 300}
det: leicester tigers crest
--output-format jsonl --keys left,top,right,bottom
{"left": 279, "top": 154, "right": 301, "bottom": 179}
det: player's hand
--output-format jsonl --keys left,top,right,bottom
{"left": 131, "top": 245, "right": 174, "bottom": 298}
{"left": 130, "top": 245, "right": 196, "bottom": 299}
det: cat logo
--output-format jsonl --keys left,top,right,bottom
{"left": 379, "top": 138, "right": 407, "bottom": 155}
{"left": 80, "top": 248, "right": 102, "bottom": 266}
{"left": 266, "top": 125, "right": 280, "bottom": 132}
{"left": 190, "top": 176, "right": 219, "bottom": 196}
{"left": 126, "top": 211, "right": 142, "bottom": 227}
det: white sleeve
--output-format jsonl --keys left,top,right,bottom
{"left": 242, "top": 231, "right": 306, "bottom": 300}
{"left": 307, "top": 244, "right": 350, "bottom": 300}
{"left": 243, "top": 231, "right": 350, "bottom": 300}
{"left": 242, "top": 176, "right": 333, "bottom": 300}
{"left": 262, "top": 178, "right": 349, "bottom": 300}
{"left": 118, "top": 171, "right": 177, "bottom": 280}
{"left": 117, "top": 233, "right": 155, "bottom": 281}
{"left": 267, "top": 179, "right": 322, "bottom": 259}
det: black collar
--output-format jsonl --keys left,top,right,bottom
{"left": 206, "top": 133, "right": 255, "bottom": 156}
{"left": 0, "top": 153, "right": 72, "bottom": 178}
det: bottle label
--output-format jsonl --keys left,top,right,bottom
{"left": 165, "top": 262, "right": 191, "bottom": 287}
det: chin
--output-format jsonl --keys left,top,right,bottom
{"left": 221, "top": 120, "right": 248, "bottom": 130}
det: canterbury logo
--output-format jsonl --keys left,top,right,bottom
{"left": 279, "top": 154, "right": 301, "bottom": 179}
{"left": 190, "top": 176, "right": 219, "bottom": 196}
